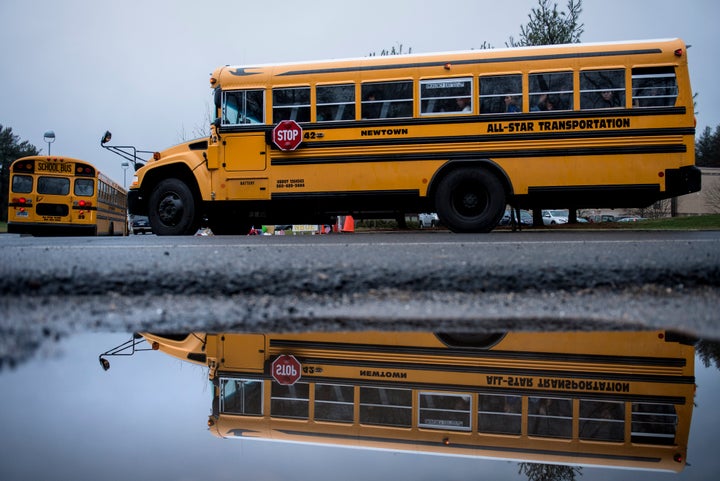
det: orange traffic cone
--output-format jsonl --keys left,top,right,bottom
{"left": 342, "top": 215, "right": 354, "bottom": 233}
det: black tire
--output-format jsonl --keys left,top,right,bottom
{"left": 434, "top": 168, "right": 506, "bottom": 233}
{"left": 148, "top": 178, "right": 199, "bottom": 235}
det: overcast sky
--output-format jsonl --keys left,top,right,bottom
{"left": 1, "top": 0, "right": 718, "bottom": 186}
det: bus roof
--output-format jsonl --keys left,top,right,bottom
{"left": 211, "top": 38, "right": 686, "bottom": 88}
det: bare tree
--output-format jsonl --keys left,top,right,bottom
{"left": 368, "top": 43, "right": 412, "bottom": 57}
{"left": 631, "top": 199, "right": 672, "bottom": 219}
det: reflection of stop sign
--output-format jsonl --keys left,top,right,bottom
{"left": 272, "top": 120, "right": 303, "bottom": 151}
{"left": 271, "top": 354, "right": 302, "bottom": 385}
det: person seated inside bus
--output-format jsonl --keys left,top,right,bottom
{"left": 456, "top": 97, "right": 472, "bottom": 112}
{"left": 531, "top": 94, "right": 554, "bottom": 111}
{"left": 504, "top": 95, "right": 520, "bottom": 113}
{"left": 594, "top": 90, "right": 621, "bottom": 108}
{"left": 362, "top": 92, "right": 381, "bottom": 119}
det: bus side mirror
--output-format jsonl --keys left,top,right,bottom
{"left": 101, "top": 131, "right": 112, "bottom": 145}
{"left": 213, "top": 87, "right": 222, "bottom": 110}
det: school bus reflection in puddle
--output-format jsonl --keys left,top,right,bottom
{"left": 134, "top": 330, "right": 695, "bottom": 473}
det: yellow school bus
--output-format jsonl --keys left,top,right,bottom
{"left": 7, "top": 156, "right": 127, "bottom": 236}
{"left": 127, "top": 38, "right": 699, "bottom": 234}
{"left": 141, "top": 330, "right": 695, "bottom": 472}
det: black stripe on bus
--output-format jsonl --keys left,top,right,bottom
{"left": 217, "top": 107, "right": 687, "bottom": 135}
{"left": 276, "top": 429, "right": 665, "bottom": 465}
{"left": 272, "top": 189, "right": 419, "bottom": 201}
{"left": 302, "top": 376, "right": 688, "bottom": 405}
{"left": 269, "top": 339, "right": 687, "bottom": 368}
{"left": 270, "top": 144, "right": 686, "bottom": 166}
{"left": 292, "top": 356, "right": 694, "bottom": 387}
{"left": 284, "top": 128, "right": 693, "bottom": 152}
{"left": 273, "top": 48, "right": 663, "bottom": 77}
{"left": 311, "top": 106, "right": 687, "bottom": 130}
{"left": 217, "top": 371, "right": 688, "bottom": 405}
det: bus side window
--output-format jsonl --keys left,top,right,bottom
{"left": 273, "top": 87, "right": 311, "bottom": 123}
{"left": 220, "top": 378, "right": 263, "bottom": 416}
{"left": 316, "top": 84, "right": 355, "bottom": 122}
{"left": 420, "top": 77, "right": 473, "bottom": 115}
{"left": 479, "top": 74, "right": 522, "bottom": 114}
{"left": 222, "top": 90, "right": 265, "bottom": 126}
{"left": 361, "top": 81, "right": 413, "bottom": 120}
{"left": 528, "top": 396, "right": 573, "bottom": 439}
{"left": 632, "top": 67, "right": 678, "bottom": 108}
{"left": 529, "top": 71, "right": 573, "bottom": 111}
{"left": 580, "top": 69, "right": 625, "bottom": 110}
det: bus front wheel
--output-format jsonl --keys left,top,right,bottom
{"left": 148, "top": 178, "right": 199, "bottom": 235}
{"left": 435, "top": 168, "right": 505, "bottom": 233}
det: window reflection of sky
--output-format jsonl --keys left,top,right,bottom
{"left": 1, "top": 333, "right": 718, "bottom": 481}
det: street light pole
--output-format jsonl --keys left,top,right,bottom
{"left": 121, "top": 162, "right": 129, "bottom": 189}
{"left": 43, "top": 130, "right": 56, "bottom": 155}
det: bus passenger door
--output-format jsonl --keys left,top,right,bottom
{"left": 222, "top": 134, "right": 269, "bottom": 200}
{"left": 221, "top": 334, "right": 266, "bottom": 372}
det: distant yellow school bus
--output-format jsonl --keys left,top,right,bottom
{"left": 7, "top": 156, "right": 127, "bottom": 236}
{"left": 142, "top": 330, "right": 695, "bottom": 472}
{"left": 127, "top": 38, "right": 699, "bottom": 234}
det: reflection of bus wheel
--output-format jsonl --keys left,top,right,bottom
{"left": 435, "top": 332, "right": 507, "bottom": 348}
{"left": 148, "top": 178, "right": 199, "bottom": 235}
{"left": 435, "top": 168, "right": 505, "bottom": 233}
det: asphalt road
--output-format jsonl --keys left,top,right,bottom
{"left": 1, "top": 229, "right": 719, "bottom": 366}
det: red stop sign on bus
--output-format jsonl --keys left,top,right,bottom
{"left": 271, "top": 354, "right": 302, "bottom": 385}
{"left": 272, "top": 120, "right": 303, "bottom": 151}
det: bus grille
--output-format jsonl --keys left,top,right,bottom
{"left": 36, "top": 204, "right": 69, "bottom": 216}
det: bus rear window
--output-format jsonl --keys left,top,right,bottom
{"left": 11, "top": 175, "right": 33, "bottom": 193}
{"left": 37, "top": 177, "right": 70, "bottom": 195}
{"left": 74, "top": 178, "right": 94, "bottom": 197}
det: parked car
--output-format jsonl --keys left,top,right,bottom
{"left": 499, "top": 209, "right": 533, "bottom": 226}
{"left": 542, "top": 210, "right": 569, "bottom": 225}
{"left": 616, "top": 216, "right": 647, "bottom": 222}
{"left": 130, "top": 215, "right": 152, "bottom": 234}
{"left": 586, "top": 214, "right": 616, "bottom": 223}
{"left": 418, "top": 213, "right": 439, "bottom": 228}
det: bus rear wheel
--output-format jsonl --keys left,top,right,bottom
{"left": 148, "top": 178, "right": 199, "bottom": 235}
{"left": 435, "top": 168, "right": 505, "bottom": 233}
